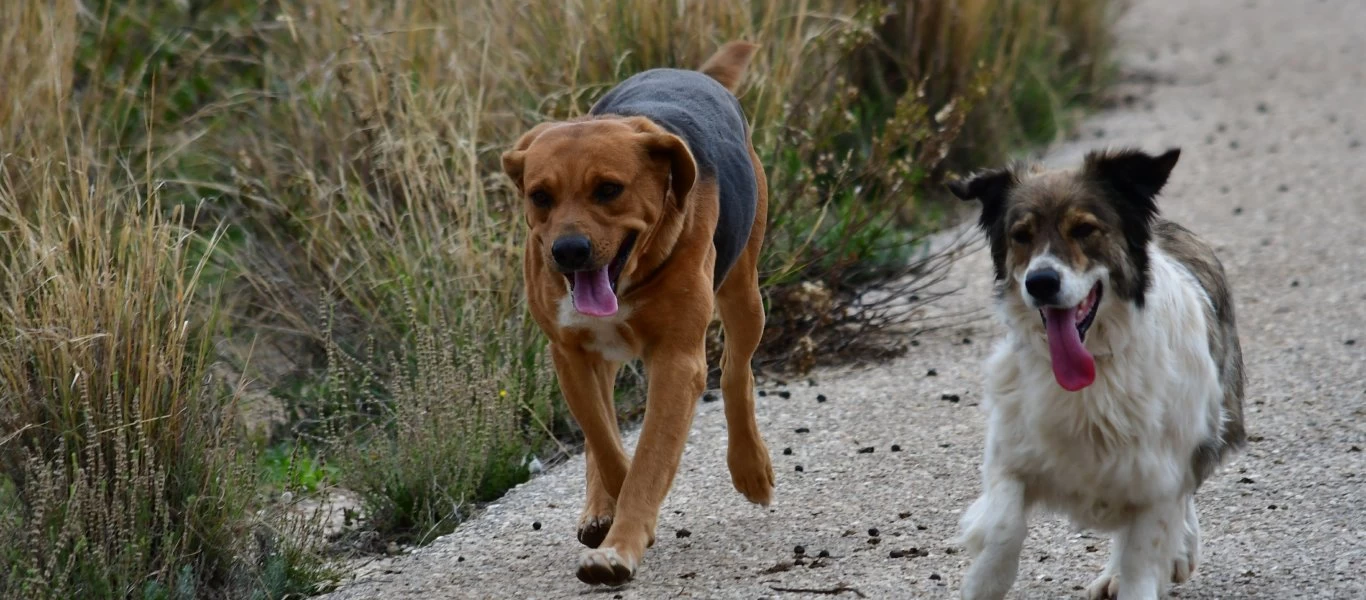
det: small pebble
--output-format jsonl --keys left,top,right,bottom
{"left": 890, "top": 444, "right": 902, "bottom": 452}
{"left": 758, "top": 390, "right": 767, "bottom": 397}
{"left": 676, "top": 528, "right": 692, "bottom": 538}
{"left": 916, "top": 524, "right": 927, "bottom": 531}
{"left": 1346, "top": 339, "right": 1357, "bottom": 346}
{"left": 1256, "top": 102, "right": 1269, "bottom": 113}
{"left": 1086, "top": 545, "right": 1099, "bottom": 552}
{"left": 777, "top": 391, "right": 791, "bottom": 399}
{"left": 1233, "top": 207, "right": 1243, "bottom": 215}
{"left": 1291, "top": 280, "right": 1299, "bottom": 287}
{"left": 1268, "top": 504, "right": 1278, "bottom": 510}
{"left": 783, "top": 447, "right": 793, "bottom": 456}
{"left": 1351, "top": 139, "right": 1362, "bottom": 149}
{"left": 795, "top": 427, "right": 810, "bottom": 434}
{"left": 926, "top": 369, "right": 938, "bottom": 377}
{"left": 1349, "top": 446, "right": 1361, "bottom": 453}
{"left": 868, "top": 528, "right": 880, "bottom": 537}
{"left": 532, "top": 521, "right": 542, "bottom": 530}
{"left": 1278, "top": 184, "right": 1289, "bottom": 193}
{"left": 910, "top": 340, "right": 920, "bottom": 347}
{"left": 890, "top": 550, "right": 906, "bottom": 558}
{"left": 794, "top": 545, "right": 806, "bottom": 556}
{"left": 1220, "top": 186, "right": 1230, "bottom": 194}
{"left": 867, "top": 537, "right": 881, "bottom": 545}
{"left": 962, "top": 337, "right": 972, "bottom": 345}
{"left": 858, "top": 447, "right": 875, "bottom": 454}
{"left": 702, "top": 392, "right": 718, "bottom": 403}
{"left": 945, "top": 548, "right": 958, "bottom": 555}
{"left": 929, "top": 573, "right": 942, "bottom": 581}
{"left": 898, "top": 512, "right": 912, "bottom": 519}
{"left": 816, "top": 394, "right": 827, "bottom": 402}
{"left": 941, "top": 393, "right": 961, "bottom": 403}
{"left": 457, "top": 556, "right": 465, "bottom": 562}
{"left": 1238, "top": 477, "right": 1255, "bottom": 484}
{"left": 1230, "top": 140, "right": 1240, "bottom": 149}
{"left": 818, "top": 549, "right": 831, "bottom": 558}
{"left": 795, "top": 465, "right": 804, "bottom": 472}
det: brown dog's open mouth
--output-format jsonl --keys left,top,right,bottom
{"left": 564, "top": 233, "right": 636, "bottom": 317}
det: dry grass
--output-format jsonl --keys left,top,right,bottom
{"left": 1, "top": 0, "right": 1116, "bottom": 596}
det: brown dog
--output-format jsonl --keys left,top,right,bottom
{"left": 501, "top": 42, "right": 773, "bottom": 585}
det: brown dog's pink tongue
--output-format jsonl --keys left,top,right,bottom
{"left": 572, "top": 267, "right": 618, "bottom": 317}
{"left": 1043, "top": 307, "right": 1095, "bottom": 391}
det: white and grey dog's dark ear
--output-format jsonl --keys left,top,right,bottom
{"left": 947, "top": 168, "right": 1016, "bottom": 281}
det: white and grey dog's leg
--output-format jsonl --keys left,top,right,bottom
{"left": 1173, "top": 493, "right": 1201, "bottom": 584}
{"left": 959, "top": 476, "right": 1029, "bottom": 600}
{"left": 1104, "top": 498, "right": 1185, "bottom": 600}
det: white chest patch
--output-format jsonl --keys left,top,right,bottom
{"left": 557, "top": 296, "right": 637, "bottom": 361}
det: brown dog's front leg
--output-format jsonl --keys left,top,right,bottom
{"left": 551, "top": 345, "right": 630, "bottom": 505}
{"left": 575, "top": 343, "right": 706, "bottom": 586}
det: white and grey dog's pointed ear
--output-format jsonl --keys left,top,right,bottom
{"left": 1082, "top": 147, "right": 1181, "bottom": 218}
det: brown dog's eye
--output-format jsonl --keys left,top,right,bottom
{"left": 1071, "top": 223, "right": 1097, "bottom": 239}
{"left": 1010, "top": 229, "right": 1032, "bottom": 245}
{"left": 594, "top": 182, "right": 623, "bottom": 202}
{"left": 529, "top": 190, "right": 552, "bottom": 208}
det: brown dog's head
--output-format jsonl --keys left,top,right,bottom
{"left": 502, "top": 117, "right": 697, "bottom": 318}
{"left": 948, "top": 147, "right": 1181, "bottom": 391}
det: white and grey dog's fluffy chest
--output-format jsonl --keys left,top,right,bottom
{"left": 981, "top": 245, "right": 1224, "bottom": 529}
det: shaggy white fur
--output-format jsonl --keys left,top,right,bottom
{"left": 959, "top": 242, "right": 1226, "bottom": 600}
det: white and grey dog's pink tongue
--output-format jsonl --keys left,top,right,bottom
{"left": 1043, "top": 306, "right": 1095, "bottom": 391}
{"left": 572, "top": 267, "right": 618, "bottom": 317}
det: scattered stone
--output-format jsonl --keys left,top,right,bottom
{"left": 702, "top": 392, "right": 718, "bottom": 403}
{"left": 1220, "top": 185, "right": 1231, "bottom": 194}
{"left": 898, "top": 512, "right": 912, "bottom": 519}
{"left": 890, "top": 550, "right": 906, "bottom": 558}
{"left": 1248, "top": 434, "right": 1265, "bottom": 442}
{"left": 816, "top": 394, "right": 828, "bottom": 402}
{"left": 795, "top": 427, "right": 810, "bottom": 434}
{"left": 761, "top": 560, "right": 795, "bottom": 575}
{"left": 1230, "top": 140, "right": 1240, "bottom": 149}
{"left": 869, "top": 528, "right": 880, "bottom": 537}
{"left": 962, "top": 337, "right": 973, "bottom": 345}
{"left": 858, "top": 447, "right": 875, "bottom": 454}
{"left": 458, "top": 556, "right": 465, "bottom": 562}
{"left": 1256, "top": 102, "right": 1269, "bottom": 113}
{"left": 890, "top": 444, "right": 902, "bottom": 452}
{"left": 1086, "top": 545, "right": 1099, "bottom": 553}
{"left": 1268, "top": 504, "right": 1279, "bottom": 510}
{"left": 945, "top": 548, "right": 958, "bottom": 555}
{"left": 911, "top": 339, "right": 920, "bottom": 347}
{"left": 1278, "top": 184, "right": 1289, "bottom": 193}
{"left": 1346, "top": 339, "right": 1357, "bottom": 346}
{"left": 676, "top": 528, "right": 692, "bottom": 539}
{"left": 758, "top": 390, "right": 767, "bottom": 397}
{"left": 926, "top": 369, "right": 938, "bottom": 377}
{"left": 867, "top": 537, "right": 881, "bottom": 545}
{"left": 939, "top": 443, "right": 952, "bottom": 448}
{"left": 1291, "top": 280, "right": 1299, "bottom": 287}
{"left": 1233, "top": 207, "right": 1243, "bottom": 215}
{"left": 532, "top": 521, "right": 542, "bottom": 530}
{"left": 795, "top": 465, "right": 804, "bottom": 472}
{"left": 916, "top": 524, "right": 928, "bottom": 531}
{"left": 929, "top": 573, "right": 942, "bottom": 581}
{"left": 1351, "top": 139, "right": 1362, "bottom": 149}
{"left": 679, "top": 572, "right": 697, "bottom": 579}
{"left": 1349, "top": 446, "right": 1362, "bottom": 453}
{"left": 941, "top": 393, "right": 961, "bottom": 403}
{"left": 794, "top": 545, "right": 806, "bottom": 556}
{"left": 778, "top": 391, "right": 791, "bottom": 399}
{"left": 818, "top": 549, "right": 831, "bottom": 558}
{"left": 783, "top": 447, "right": 793, "bottom": 456}
{"left": 1238, "top": 477, "right": 1256, "bottom": 484}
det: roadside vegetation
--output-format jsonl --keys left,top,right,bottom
{"left": 0, "top": 1, "right": 1115, "bottom": 597}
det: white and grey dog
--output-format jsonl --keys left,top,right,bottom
{"left": 947, "top": 148, "right": 1246, "bottom": 600}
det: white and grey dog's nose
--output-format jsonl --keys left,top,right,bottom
{"left": 1025, "top": 268, "right": 1062, "bottom": 303}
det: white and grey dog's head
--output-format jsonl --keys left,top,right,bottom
{"left": 948, "top": 148, "right": 1182, "bottom": 390}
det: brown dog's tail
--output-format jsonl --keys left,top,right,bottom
{"left": 699, "top": 41, "right": 758, "bottom": 93}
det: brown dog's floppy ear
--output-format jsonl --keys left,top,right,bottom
{"left": 641, "top": 132, "right": 697, "bottom": 207}
{"left": 1082, "top": 147, "right": 1180, "bottom": 217}
{"left": 501, "top": 122, "right": 558, "bottom": 193}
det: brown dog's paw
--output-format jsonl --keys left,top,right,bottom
{"left": 728, "top": 443, "right": 775, "bottom": 506}
{"left": 576, "top": 547, "right": 636, "bottom": 586}
{"left": 577, "top": 515, "right": 613, "bottom": 549}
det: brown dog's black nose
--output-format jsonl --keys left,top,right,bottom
{"left": 1025, "top": 268, "right": 1061, "bottom": 303}
{"left": 551, "top": 235, "right": 593, "bottom": 271}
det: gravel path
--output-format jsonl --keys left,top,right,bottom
{"left": 326, "top": 0, "right": 1366, "bottom": 597}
